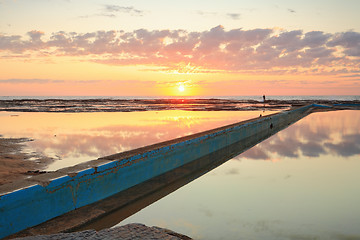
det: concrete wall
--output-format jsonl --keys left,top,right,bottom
{"left": 0, "top": 105, "right": 313, "bottom": 239}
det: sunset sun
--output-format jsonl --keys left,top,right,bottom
{"left": 178, "top": 85, "right": 185, "bottom": 92}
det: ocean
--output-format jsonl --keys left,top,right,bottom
{"left": 1, "top": 95, "right": 360, "bottom": 101}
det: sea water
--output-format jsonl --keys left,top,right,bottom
{"left": 0, "top": 110, "right": 275, "bottom": 171}
{"left": 1, "top": 99, "right": 359, "bottom": 239}
{"left": 117, "top": 110, "right": 360, "bottom": 240}
{"left": 1, "top": 95, "right": 360, "bottom": 101}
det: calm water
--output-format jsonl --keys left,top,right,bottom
{"left": 1, "top": 108, "right": 359, "bottom": 239}
{"left": 116, "top": 110, "right": 360, "bottom": 240}
{"left": 0, "top": 110, "right": 274, "bottom": 170}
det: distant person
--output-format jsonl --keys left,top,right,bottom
{"left": 263, "top": 95, "right": 266, "bottom": 103}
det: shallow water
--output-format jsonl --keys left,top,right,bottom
{"left": 0, "top": 110, "right": 274, "bottom": 171}
{"left": 1, "top": 109, "right": 359, "bottom": 239}
{"left": 116, "top": 110, "right": 360, "bottom": 240}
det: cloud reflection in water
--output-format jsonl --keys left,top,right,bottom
{"left": 241, "top": 110, "right": 360, "bottom": 161}
{"left": 1, "top": 110, "right": 359, "bottom": 171}
{"left": 0, "top": 110, "right": 272, "bottom": 170}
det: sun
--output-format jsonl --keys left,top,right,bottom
{"left": 178, "top": 85, "right": 185, "bottom": 92}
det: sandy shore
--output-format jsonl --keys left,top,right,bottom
{"left": 0, "top": 138, "right": 52, "bottom": 185}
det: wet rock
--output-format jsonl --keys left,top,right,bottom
{"left": 14, "top": 223, "right": 192, "bottom": 240}
{"left": 25, "top": 170, "right": 48, "bottom": 175}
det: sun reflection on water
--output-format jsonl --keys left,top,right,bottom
{"left": 0, "top": 110, "right": 273, "bottom": 170}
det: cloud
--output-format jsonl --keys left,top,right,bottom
{"left": 325, "top": 141, "right": 360, "bottom": 157}
{"left": 226, "top": 168, "right": 240, "bottom": 175}
{"left": 196, "top": 11, "right": 241, "bottom": 20}
{"left": 103, "top": 4, "right": 145, "bottom": 16}
{"left": 78, "top": 5, "right": 145, "bottom": 19}
{"left": 241, "top": 147, "right": 269, "bottom": 160}
{"left": 266, "top": 137, "right": 300, "bottom": 158}
{"left": 24, "top": 113, "right": 247, "bottom": 160}
{"left": 0, "top": 79, "right": 64, "bottom": 84}
{"left": 0, "top": 79, "right": 105, "bottom": 84}
{"left": 0, "top": 26, "right": 359, "bottom": 74}
{"left": 196, "top": 11, "right": 217, "bottom": 17}
{"left": 240, "top": 111, "right": 360, "bottom": 161}
{"left": 338, "top": 74, "right": 360, "bottom": 78}
{"left": 226, "top": 13, "right": 241, "bottom": 20}
{"left": 299, "top": 142, "right": 326, "bottom": 157}
{"left": 287, "top": 8, "right": 296, "bottom": 13}
{"left": 327, "top": 31, "right": 360, "bottom": 56}
{"left": 324, "top": 133, "right": 360, "bottom": 157}
{"left": 303, "top": 31, "right": 331, "bottom": 47}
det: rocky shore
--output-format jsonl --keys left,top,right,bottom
{"left": 2, "top": 98, "right": 359, "bottom": 112}
{"left": 13, "top": 224, "right": 192, "bottom": 240}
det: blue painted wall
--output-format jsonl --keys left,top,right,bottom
{"left": 0, "top": 105, "right": 313, "bottom": 239}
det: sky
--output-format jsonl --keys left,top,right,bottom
{"left": 0, "top": 0, "right": 359, "bottom": 96}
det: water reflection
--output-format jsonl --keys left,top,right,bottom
{"left": 0, "top": 110, "right": 273, "bottom": 170}
{"left": 118, "top": 110, "right": 360, "bottom": 240}
{"left": 2, "top": 109, "right": 360, "bottom": 239}
{"left": 241, "top": 110, "right": 360, "bottom": 161}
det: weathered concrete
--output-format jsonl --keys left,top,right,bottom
{"left": 13, "top": 117, "right": 288, "bottom": 237}
{"left": 0, "top": 105, "right": 315, "bottom": 239}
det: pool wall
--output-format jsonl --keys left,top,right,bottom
{"left": 0, "top": 105, "right": 314, "bottom": 239}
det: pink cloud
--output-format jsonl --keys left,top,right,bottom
{"left": 0, "top": 26, "right": 359, "bottom": 74}
{"left": 327, "top": 31, "right": 360, "bottom": 56}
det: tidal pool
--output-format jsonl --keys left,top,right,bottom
{"left": 0, "top": 110, "right": 273, "bottom": 171}
{"left": 1, "top": 109, "right": 359, "bottom": 239}
{"left": 116, "top": 110, "right": 360, "bottom": 240}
